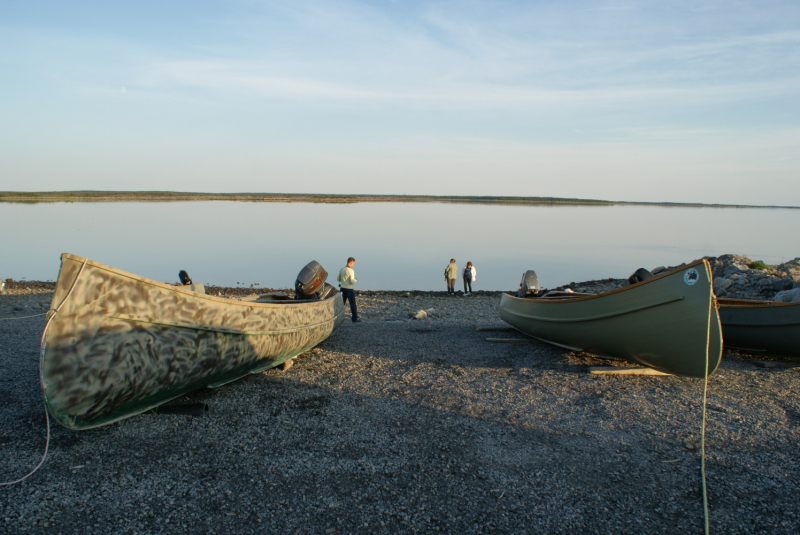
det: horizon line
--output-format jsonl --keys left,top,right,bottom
{"left": 1, "top": 191, "right": 798, "bottom": 210}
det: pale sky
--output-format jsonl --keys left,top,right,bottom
{"left": 1, "top": 1, "right": 798, "bottom": 205}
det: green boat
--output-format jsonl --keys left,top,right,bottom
{"left": 717, "top": 298, "right": 800, "bottom": 356}
{"left": 499, "top": 260, "right": 722, "bottom": 378}
{"left": 41, "top": 253, "right": 344, "bottom": 430}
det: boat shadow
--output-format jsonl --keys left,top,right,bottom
{"left": 5, "top": 321, "right": 798, "bottom": 535}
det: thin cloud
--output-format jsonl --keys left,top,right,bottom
{"left": 134, "top": 57, "right": 800, "bottom": 111}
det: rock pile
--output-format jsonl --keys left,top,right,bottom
{"left": 707, "top": 254, "right": 800, "bottom": 300}
{"left": 555, "top": 254, "right": 800, "bottom": 302}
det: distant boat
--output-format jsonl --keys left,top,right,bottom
{"left": 499, "top": 260, "right": 722, "bottom": 378}
{"left": 41, "top": 253, "right": 344, "bottom": 430}
{"left": 717, "top": 298, "right": 800, "bottom": 357}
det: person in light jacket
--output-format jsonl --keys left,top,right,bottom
{"left": 444, "top": 259, "right": 458, "bottom": 294}
{"left": 337, "top": 257, "right": 361, "bottom": 323}
{"left": 463, "top": 261, "right": 476, "bottom": 295}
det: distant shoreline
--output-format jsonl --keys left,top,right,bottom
{"left": 0, "top": 191, "right": 797, "bottom": 209}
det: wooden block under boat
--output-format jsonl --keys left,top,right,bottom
{"left": 752, "top": 360, "right": 800, "bottom": 369}
{"left": 589, "top": 367, "right": 673, "bottom": 376}
{"left": 485, "top": 338, "right": 542, "bottom": 343}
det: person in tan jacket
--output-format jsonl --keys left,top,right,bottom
{"left": 444, "top": 259, "right": 458, "bottom": 294}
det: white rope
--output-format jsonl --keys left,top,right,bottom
{"left": 0, "top": 259, "right": 88, "bottom": 486}
{"left": 0, "top": 409, "right": 50, "bottom": 487}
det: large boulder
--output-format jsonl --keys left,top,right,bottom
{"left": 717, "top": 254, "right": 750, "bottom": 265}
{"left": 772, "top": 277, "right": 794, "bottom": 292}
{"left": 772, "top": 288, "right": 800, "bottom": 303}
{"left": 714, "top": 278, "right": 733, "bottom": 291}
{"left": 723, "top": 264, "right": 748, "bottom": 277}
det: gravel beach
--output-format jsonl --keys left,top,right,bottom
{"left": 1, "top": 280, "right": 799, "bottom": 534}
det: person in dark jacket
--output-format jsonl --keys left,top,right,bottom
{"left": 463, "top": 261, "right": 476, "bottom": 295}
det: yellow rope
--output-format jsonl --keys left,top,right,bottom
{"left": 700, "top": 292, "right": 715, "bottom": 535}
{"left": 0, "top": 312, "right": 48, "bottom": 321}
{"left": 701, "top": 365, "right": 710, "bottom": 535}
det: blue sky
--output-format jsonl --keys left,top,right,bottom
{"left": 1, "top": 0, "right": 798, "bottom": 204}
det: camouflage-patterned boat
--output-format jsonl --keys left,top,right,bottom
{"left": 41, "top": 253, "right": 344, "bottom": 430}
{"left": 499, "top": 260, "right": 722, "bottom": 378}
{"left": 717, "top": 298, "right": 800, "bottom": 356}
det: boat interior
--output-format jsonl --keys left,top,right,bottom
{"left": 175, "top": 262, "right": 340, "bottom": 303}
{"left": 510, "top": 262, "right": 706, "bottom": 301}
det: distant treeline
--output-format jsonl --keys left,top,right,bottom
{"left": 0, "top": 191, "right": 796, "bottom": 209}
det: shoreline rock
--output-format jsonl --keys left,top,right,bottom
{"left": 554, "top": 254, "right": 800, "bottom": 302}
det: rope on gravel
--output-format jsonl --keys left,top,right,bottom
{"left": 0, "top": 409, "right": 50, "bottom": 488}
{"left": 0, "top": 312, "right": 48, "bottom": 321}
{"left": 699, "top": 296, "right": 714, "bottom": 535}
{"left": 701, "top": 358, "right": 710, "bottom": 535}
{"left": 0, "top": 259, "right": 87, "bottom": 487}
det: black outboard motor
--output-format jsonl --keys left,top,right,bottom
{"left": 179, "top": 270, "right": 193, "bottom": 285}
{"left": 627, "top": 268, "right": 653, "bottom": 285}
{"left": 294, "top": 261, "right": 328, "bottom": 300}
{"left": 317, "top": 282, "right": 336, "bottom": 300}
{"left": 518, "top": 270, "right": 539, "bottom": 297}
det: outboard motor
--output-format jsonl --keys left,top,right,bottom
{"left": 627, "top": 268, "right": 653, "bottom": 285}
{"left": 519, "top": 270, "right": 539, "bottom": 296}
{"left": 294, "top": 261, "right": 328, "bottom": 300}
{"left": 318, "top": 282, "right": 336, "bottom": 300}
{"left": 179, "top": 270, "right": 193, "bottom": 286}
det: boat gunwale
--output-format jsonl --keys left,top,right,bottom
{"left": 59, "top": 252, "right": 340, "bottom": 309}
{"left": 501, "top": 259, "right": 709, "bottom": 305}
{"left": 717, "top": 298, "right": 800, "bottom": 309}
{"left": 720, "top": 320, "right": 800, "bottom": 327}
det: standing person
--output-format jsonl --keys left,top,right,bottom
{"left": 444, "top": 259, "right": 458, "bottom": 294}
{"left": 337, "top": 257, "right": 361, "bottom": 323}
{"left": 463, "top": 261, "right": 476, "bottom": 295}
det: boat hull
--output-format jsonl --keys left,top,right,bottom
{"left": 41, "top": 253, "right": 344, "bottom": 430}
{"left": 499, "top": 260, "right": 722, "bottom": 378}
{"left": 717, "top": 298, "right": 800, "bottom": 356}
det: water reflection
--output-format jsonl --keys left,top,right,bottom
{"left": 1, "top": 202, "right": 798, "bottom": 291}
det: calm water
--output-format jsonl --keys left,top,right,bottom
{"left": 1, "top": 202, "right": 798, "bottom": 291}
